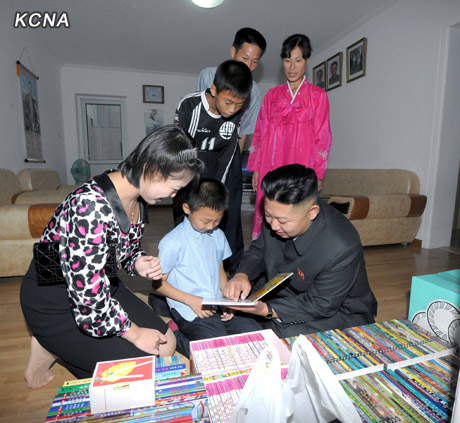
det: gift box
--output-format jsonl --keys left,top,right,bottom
{"left": 408, "top": 269, "right": 460, "bottom": 345}
{"left": 89, "top": 355, "right": 155, "bottom": 415}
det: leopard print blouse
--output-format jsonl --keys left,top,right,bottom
{"left": 41, "top": 171, "right": 146, "bottom": 337}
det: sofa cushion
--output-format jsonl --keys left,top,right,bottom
{"left": 17, "top": 168, "right": 62, "bottom": 191}
{"left": 351, "top": 217, "right": 422, "bottom": 246}
{"left": 13, "top": 190, "right": 69, "bottom": 205}
{"left": 322, "top": 169, "right": 421, "bottom": 196}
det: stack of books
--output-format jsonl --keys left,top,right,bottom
{"left": 45, "top": 320, "right": 457, "bottom": 423}
{"left": 190, "top": 329, "right": 290, "bottom": 423}
{"left": 279, "top": 319, "right": 459, "bottom": 423}
{"left": 281, "top": 318, "right": 456, "bottom": 379}
{"left": 339, "top": 354, "right": 460, "bottom": 422}
{"left": 44, "top": 355, "right": 208, "bottom": 423}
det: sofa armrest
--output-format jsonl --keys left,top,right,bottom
{"left": 407, "top": 194, "right": 427, "bottom": 217}
{"left": 328, "top": 195, "right": 369, "bottom": 219}
{"left": 328, "top": 194, "right": 427, "bottom": 220}
{"left": 0, "top": 204, "right": 56, "bottom": 240}
{"left": 28, "top": 204, "right": 57, "bottom": 237}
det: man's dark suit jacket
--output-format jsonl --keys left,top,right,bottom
{"left": 237, "top": 199, "right": 378, "bottom": 338}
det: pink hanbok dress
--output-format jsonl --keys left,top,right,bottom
{"left": 247, "top": 77, "right": 332, "bottom": 239}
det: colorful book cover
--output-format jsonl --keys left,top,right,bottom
{"left": 92, "top": 356, "right": 154, "bottom": 387}
{"left": 89, "top": 356, "right": 156, "bottom": 415}
{"left": 201, "top": 272, "right": 293, "bottom": 306}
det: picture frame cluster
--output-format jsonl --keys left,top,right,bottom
{"left": 313, "top": 37, "right": 367, "bottom": 91}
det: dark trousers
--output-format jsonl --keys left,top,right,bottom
{"left": 171, "top": 308, "right": 262, "bottom": 357}
{"left": 221, "top": 148, "right": 244, "bottom": 275}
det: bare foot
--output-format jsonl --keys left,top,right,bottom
{"left": 24, "top": 336, "right": 56, "bottom": 389}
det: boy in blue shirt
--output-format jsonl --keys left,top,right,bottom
{"left": 156, "top": 180, "right": 261, "bottom": 355}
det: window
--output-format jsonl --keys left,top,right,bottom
{"left": 78, "top": 97, "right": 126, "bottom": 163}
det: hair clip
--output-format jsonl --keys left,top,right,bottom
{"left": 174, "top": 148, "right": 198, "bottom": 162}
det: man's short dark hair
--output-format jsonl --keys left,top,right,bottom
{"left": 261, "top": 164, "right": 318, "bottom": 205}
{"left": 233, "top": 27, "right": 267, "bottom": 56}
{"left": 280, "top": 33, "right": 312, "bottom": 60}
{"left": 186, "top": 179, "right": 229, "bottom": 212}
{"left": 213, "top": 60, "right": 252, "bottom": 99}
{"left": 119, "top": 124, "right": 203, "bottom": 187}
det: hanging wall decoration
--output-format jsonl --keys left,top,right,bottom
{"left": 346, "top": 38, "right": 367, "bottom": 83}
{"left": 313, "top": 61, "right": 327, "bottom": 90}
{"left": 143, "top": 85, "right": 164, "bottom": 104}
{"left": 145, "top": 109, "right": 164, "bottom": 136}
{"left": 326, "top": 52, "right": 343, "bottom": 91}
{"left": 17, "top": 60, "right": 44, "bottom": 162}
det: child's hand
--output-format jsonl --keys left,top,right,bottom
{"left": 135, "top": 255, "right": 162, "bottom": 279}
{"left": 188, "top": 296, "right": 216, "bottom": 319}
{"left": 220, "top": 308, "right": 234, "bottom": 321}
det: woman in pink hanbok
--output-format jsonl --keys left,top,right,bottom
{"left": 247, "top": 34, "right": 332, "bottom": 240}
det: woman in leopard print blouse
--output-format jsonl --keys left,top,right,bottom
{"left": 20, "top": 125, "right": 203, "bottom": 388}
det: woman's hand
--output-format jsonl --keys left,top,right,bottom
{"left": 135, "top": 255, "right": 162, "bottom": 279}
{"left": 122, "top": 323, "right": 167, "bottom": 355}
{"left": 252, "top": 171, "right": 259, "bottom": 192}
{"left": 188, "top": 296, "right": 216, "bottom": 319}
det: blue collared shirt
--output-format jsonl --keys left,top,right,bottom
{"left": 158, "top": 217, "right": 232, "bottom": 322}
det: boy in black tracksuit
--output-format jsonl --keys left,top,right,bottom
{"left": 174, "top": 59, "right": 252, "bottom": 275}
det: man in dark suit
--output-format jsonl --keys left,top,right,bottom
{"left": 225, "top": 164, "right": 377, "bottom": 338}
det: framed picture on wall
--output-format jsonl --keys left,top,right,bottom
{"left": 143, "top": 85, "right": 164, "bottom": 104}
{"left": 313, "top": 61, "right": 327, "bottom": 90}
{"left": 145, "top": 109, "right": 164, "bottom": 135}
{"left": 18, "top": 62, "right": 44, "bottom": 162}
{"left": 326, "top": 52, "right": 343, "bottom": 91}
{"left": 347, "top": 37, "right": 367, "bottom": 83}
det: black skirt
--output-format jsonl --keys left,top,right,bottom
{"left": 20, "top": 260, "right": 168, "bottom": 378}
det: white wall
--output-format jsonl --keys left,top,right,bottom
{"left": 60, "top": 66, "right": 275, "bottom": 181}
{"left": 307, "top": 0, "right": 460, "bottom": 248}
{"left": 424, "top": 26, "right": 460, "bottom": 247}
{"left": 60, "top": 66, "right": 195, "bottom": 180}
{"left": 0, "top": 2, "right": 66, "bottom": 179}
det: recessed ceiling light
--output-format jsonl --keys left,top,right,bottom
{"left": 192, "top": 0, "right": 224, "bottom": 8}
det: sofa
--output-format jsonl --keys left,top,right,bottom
{"left": 0, "top": 168, "right": 76, "bottom": 206}
{"left": 0, "top": 168, "right": 76, "bottom": 277}
{"left": 15, "top": 168, "right": 76, "bottom": 204}
{"left": 321, "top": 169, "right": 427, "bottom": 246}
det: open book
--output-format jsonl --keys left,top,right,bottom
{"left": 202, "top": 272, "right": 293, "bottom": 306}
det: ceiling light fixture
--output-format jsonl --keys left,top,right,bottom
{"left": 192, "top": 0, "right": 224, "bottom": 8}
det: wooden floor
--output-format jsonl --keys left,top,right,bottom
{"left": 1, "top": 206, "right": 460, "bottom": 422}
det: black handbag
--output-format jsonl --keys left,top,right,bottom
{"left": 33, "top": 241, "right": 119, "bottom": 286}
